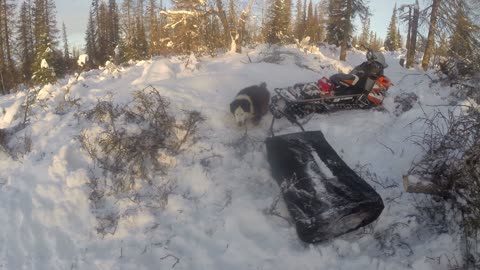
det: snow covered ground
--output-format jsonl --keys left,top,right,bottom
{"left": 0, "top": 45, "right": 465, "bottom": 269}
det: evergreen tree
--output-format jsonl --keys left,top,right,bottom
{"left": 358, "top": 15, "right": 370, "bottom": 49}
{"left": 121, "top": 0, "right": 136, "bottom": 59}
{"left": 108, "top": 0, "right": 120, "bottom": 54}
{"left": 148, "top": 0, "right": 162, "bottom": 56}
{"left": 304, "top": 0, "right": 316, "bottom": 41}
{"left": 61, "top": 22, "right": 71, "bottom": 73}
{"left": 294, "top": 0, "right": 305, "bottom": 40}
{"left": 31, "top": 42, "right": 56, "bottom": 85}
{"left": 85, "top": 7, "right": 97, "bottom": 67}
{"left": 326, "top": 0, "right": 343, "bottom": 46}
{"left": 162, "top": 0, "right": 209, "bottom": 54}
{"left": 265, "top": 0, "right": 292, "bottom": 44}
{"left": 205, "top": 14, "right": 223, "bottom": 55}
{"left": 98, "top": 1, "right": 111, "bottom": 63}
{"left": 62, "top": 23, "right": 69, "bottom": 63}
{"left": 16, "top": 0, "right": 35, "bottom": 84}
{"left": 384, "top": 4, "right": 399, "bottom": 51}
{"left": 449, "top": 7, "right": 476, "bottom": 60}
{"left": 434, "top": 31, "right": 448, "bottom": 60}
{"left": 31, "top": 0, "right": 59, "bottom": 85}
{"left": 86, "top": 0, "right": 120, "bottom": 66}
{"left": 135, "top": 0, "right": 147, "bottom": 58}
{"left": 315, "top": 0, "right": 327, "bottom": 43}
{"left": 0, "top": 0, "right": 17, "bottom": 94}
{"left": 326, "top": 0, "right": 368, "bottom": 60}
{"left": 397, "top": 29, "right": 402, "bottom": 49}
{"left": 135, "top": 15, "right": 148, "bottom": 59}
{"left": 369, "top": 31, "right": 382, "bottom": 51}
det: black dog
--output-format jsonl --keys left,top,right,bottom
{"left": 230, "top": 83, "right": 270, "bottom": 126}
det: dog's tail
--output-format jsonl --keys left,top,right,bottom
{"left": 259, "top": 82, "right": 267, "bottom": 89}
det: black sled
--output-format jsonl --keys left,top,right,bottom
{"left": 266, "top": 127, "right": 384, "bottom": 243}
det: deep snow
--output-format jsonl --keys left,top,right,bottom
{"left": 0, "top": 45, "right": 465, "bottom": 270}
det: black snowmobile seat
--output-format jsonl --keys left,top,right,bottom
{"left": 329, "top": 73, "right": 359, "bottom": 87}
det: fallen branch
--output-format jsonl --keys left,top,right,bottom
{"left": 376, "top": 138, "right": 395, "bottom": 155}
{"left": 402, "top": 174, "right": 444, "bottom": 195}
{"left": 160, "top": 254, "right": 180, "bottom": 268}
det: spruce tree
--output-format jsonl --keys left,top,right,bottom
{"left": 163, "top": 0, "right": 209, "bottom": 54}
{"left": 0, "top": 0, "right": 17, "bottom": 93}
{"left": 31, "top": 0, "right": 59, "bottom": 85}
{"left": 397, "top": 29, "right": 402, "bottom": 49}
{"left": 304, "top": 0, "right": 316, "bottom": 42}
{"left": 294, "top": 0, "right": 305, "bottom": 40}
{"left": 61, "top": 22, "right": 71, "bottom": 73}
{"left": 265, "top": 0, "right": 292, "bottom": 44}
{"left": 148, "top": 0, "right": 161, "bottom": 56}
{"left": 108, "top": 0, "right": 120, "bottom": 54}
{"left": 85, "top": 9, "right": 97, "bottom": 67}
{"left": 326, "top": 0, "right": 344, "bottom": 46}
{"left": 358, "top": 15, "right": 370, "bottom": 49}
{"left": 449, "top": 7, "right": 476, "bottom": 60}
{"left": 384, "top": 4, "right": 399, "bottom": 51}
{"left": 327, "top": 0, "right": 368, "bottom": 60}
{"left": 16, "top": 0, "right": 35, "bottom": 84}
{"left": 315, "top": 1, "right": 327, "bottom": 43}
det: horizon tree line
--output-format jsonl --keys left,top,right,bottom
{"left": 0, "top": 0, "right": 478, "bottom": 94}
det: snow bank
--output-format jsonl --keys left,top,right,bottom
{"left": 0, "top": 45, "right": 463, "bottom": 270}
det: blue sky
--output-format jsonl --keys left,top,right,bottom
{"left": 56, "top": 0, "right": 416, "bottom": 49}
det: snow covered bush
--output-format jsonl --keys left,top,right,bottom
{"left": 78, "top": 86, "right": 205, "bottom": 235}
{"left": 32, "top": 45, "right": 57, "bottom": 86}
{"left": 79, "top": 86, "right": 205, "bottom": 193}
{"left": 408, "top": 104, "right": 480, "bottom": 267}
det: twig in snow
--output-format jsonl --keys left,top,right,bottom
{"left": 375, "top": 138, "right": 395, "bottom": 155}
{"left": 264, "top": 194, "right": 292, "bottom": 225}
{"left": 246, "top": 52, "right": 252, "bottom": 63}
{"left": 160, "top": 254, "right": 180, "bottom": 268}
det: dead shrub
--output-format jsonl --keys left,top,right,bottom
{"left": 80, "top": 86, "right": 205, "bottom": 192}
{"left": 407, "top": 104, "right": 480, "bottom": 268}
{"left": 79, "top": 86, "right": 205, "bottom": 235}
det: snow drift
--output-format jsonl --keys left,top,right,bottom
{"left": 0, "top": 45, "right": 466, "bottom": 269}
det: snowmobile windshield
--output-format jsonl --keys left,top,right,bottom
{"left": 372, "top": 52, "right": 388, "bottom": 68}
{"left": 366, "top": 51, "right": 388, "bottom": 68}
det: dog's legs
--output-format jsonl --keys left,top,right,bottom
{"left": 252, "top": 115, "right": 261, "bottom": 126}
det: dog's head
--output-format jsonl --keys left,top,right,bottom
{"left": 230, "top": 99, "right": 252, "bottom": 126}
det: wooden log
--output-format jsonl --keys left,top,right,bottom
{"left": 403, "top": 174, "right": 442, "bottom": 195}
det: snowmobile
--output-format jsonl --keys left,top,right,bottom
{"left": 269, "top": 74, "right": 392, "bottom": 123}
{"left": 269, "top": 51, "right": 392, "bottom": 125}
{"left": 264, "top": 50, "right": 387, "bottom": 243}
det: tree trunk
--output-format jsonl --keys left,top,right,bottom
{"left": 1, "top": 0, "right": 13, "bottom": 93}
{"left": 406, "top": 0, "right": 419, "bottom": 68}
{"left": 405, "top": 6, "right": 411, "bottom": 52}
{"left": 421, "top": 0, "right": 441, "bottom": 70}
{"left": 215, "top": 0, "right": 231, "bottom": 48}
{"left": 234, "top": 0, "right": 255, "bottom": 53}
{"left": 340, "top": 0, "right": 352, "bottom": 61}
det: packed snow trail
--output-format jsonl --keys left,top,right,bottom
{"left": 0, "top": 46, "right": 462, "bottom": 270}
